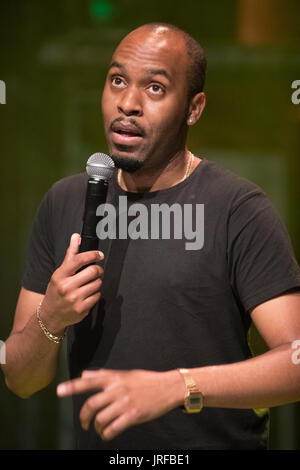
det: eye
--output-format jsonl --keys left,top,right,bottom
{"left": 148, "top": 84, "right": 164, "bottom": 95}
{"left": 111, "top": 76, "right": 126, "bottom": 88}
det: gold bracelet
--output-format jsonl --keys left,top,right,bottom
{"left": 36, "top": 301, "right": 65, "bottom": 344}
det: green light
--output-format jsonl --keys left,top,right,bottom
{"left": 89, "top": 0, "right": 114, "bottom": 21}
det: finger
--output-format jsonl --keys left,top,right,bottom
{"left": 81, "top": 369, "right": 116, "bottom": 380}
{"left": 82, "top": 369, "right": 102, "bottom": 378}
{"left": 76, "top": 291, "right": 102, "bottom": 316}
{"left": 63, "top": 250, "right": 104, "bottom": 276}
{"left": 71, "top": 279, "right": 102, "bottom": 314}
{"left": 57, "top": 376, "right": 104, "bottom": 397}
{"left": 94, "top": 400, "right": 128, "bottom": 438}
{"left": 52, "top": 265, "right": 103, "bottom": 304}
{"left": 72, "top": 264, "right": 104, "bottom": 288}
{"left": 78, "top": 277, "right": 102, "bottom": 300}
{"left": 80, "top": 391, "right": 112, "bottom": 430}
{"left": 72, "top": 251, "right": 104, "bottom": 274}
{"left": 99, "top": 410, "right": 136, "bottom": 441}
{"left": 64, "top": 233, "right": 81, "bottom": 262}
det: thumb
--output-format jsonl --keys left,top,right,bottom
{"left": 65, "top": 233, "right": 81, "bottom": 260}
{"left": 81, "top": 369, "right": 100, "bottom": 378}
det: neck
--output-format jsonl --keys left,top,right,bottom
{"left": 117, "top": 149, "right": 198, "bottom": 193}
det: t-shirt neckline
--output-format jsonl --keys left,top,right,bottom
{"left": 112, "top": 156, "right": 208, "bottom": 197}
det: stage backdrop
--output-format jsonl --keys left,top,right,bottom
{"left": 0, "top": 0, "right": 299, "bottom": 449}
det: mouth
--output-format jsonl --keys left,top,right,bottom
{"left": 111, "top": 122, "right": 145, "bottom": 146}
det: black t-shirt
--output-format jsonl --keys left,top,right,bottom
{"left": 22, "top": 157, "right": 300, "bottom": 450}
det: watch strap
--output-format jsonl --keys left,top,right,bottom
{"left": 177, "top": 368, "right": 203, "bottom": 413}
{"left": 177, "top": 368, "right": 197, "bottom": 390}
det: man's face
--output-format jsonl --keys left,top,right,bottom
{"left": 101, "top": 28, "right": 190, "bottom": 171}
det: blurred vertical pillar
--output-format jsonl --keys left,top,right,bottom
{"left": 283, "top": 98, "right": 300, "bottom": 451}
{"left": 237, "top": 0, "right": 287, "bottom": 45}
{"left": 288, "top": 97, "right": 300, "bottom": 264}
{"left": 237, "top": 0, "right": 299, "bottom": 450}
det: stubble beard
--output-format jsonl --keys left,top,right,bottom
{"left": 110, "top": 153, "right": 145, "bottom": 173}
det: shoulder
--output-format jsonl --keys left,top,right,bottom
{"left": 36, "top": 173, "right": 88, "bottom": 222}
{"left": 50, "top": 172, "right": 88, "bottom": 196}
{"left": 46, "top": 172, "right": 88, "bottom": 205}
{"left": 199, "top": 157, "right": 269, "bottom": 212}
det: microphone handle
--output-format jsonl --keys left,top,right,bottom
{"left": 78, "top": 178, "right": 108, "bottom": 269}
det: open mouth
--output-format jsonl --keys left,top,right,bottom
{"left": 115, "top": 129, "right": 142, "bottom": 137}
{"left": 112, "top": 124, "right": 144, "bottom": 145}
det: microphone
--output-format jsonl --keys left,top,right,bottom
{"left": 79, "top": 152, "right": 115, "bottom": 253}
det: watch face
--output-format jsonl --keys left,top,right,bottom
{"left": 185, "top": 390, "right": 203, "bottom": 412}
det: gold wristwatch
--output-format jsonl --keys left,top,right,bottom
{"left": 177, "top": 368, "right": 203, "bottom": 413}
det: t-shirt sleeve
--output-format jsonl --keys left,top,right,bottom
{"left": 227, "top": 188, "right": 300, "bottom": 313}
{"left": 21, "top": 189, "right": 56, "bottom": 294}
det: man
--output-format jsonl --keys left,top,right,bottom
{"left": 2, "top": 23, "right": 300, "bottom": 450}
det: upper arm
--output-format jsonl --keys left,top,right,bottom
{"left": 13, "top": 187, "right": 56, "bottom": 336}
{"left": 21, "top": 188, "right": 56, "bottom": 295}
{"left": 10, "top": 287, "right": 44, "bottom": 335}
{"left": 228, "top": 189, "right": 300, "bottom": 314}
{"left": 250, "top": 288, "right": 300, "bottom": 349}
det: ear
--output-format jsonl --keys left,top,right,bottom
{"left": 187, "top": 92, "right": 206, "bottom": 126}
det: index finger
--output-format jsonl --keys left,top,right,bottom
{"left": 63, "top": 233, "right": 104, "bottom": 272}
{"left": 57, "top": 376, "right": 104, "bottom": 397}
{"left": 64, "top": 250, "right": 104, "bottom": 276}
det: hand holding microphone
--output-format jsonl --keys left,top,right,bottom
{"left": 38, "top": 153, "right": 115, "bottom": 334}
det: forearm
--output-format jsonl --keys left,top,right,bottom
{"left": 173, "top": 342, "right": 300, "bottom": 409}
{"left": 55, "top": 341, "right": 300, "bottom": 442}
{"left": 1, "top": 311, "right": 64, "bottom": 399}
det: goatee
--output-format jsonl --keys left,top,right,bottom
{"left": 110, "top": 155, "right": 144, "bottom": 173}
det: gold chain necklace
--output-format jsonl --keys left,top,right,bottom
{"left": 182, "top": 150, "right": 194, "bottom": 182}
{"left": 117, "top": 150, "right": 194, "bottom": 188}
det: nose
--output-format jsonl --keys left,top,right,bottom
{"left": 117, "top": 86, "right": 143, "bottom": 117}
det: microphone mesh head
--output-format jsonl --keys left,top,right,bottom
{"left": 86, "top": 152, "right": 115, "bottom": 181}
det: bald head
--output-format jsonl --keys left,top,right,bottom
{"left": 117, "top": 23, "right": 207, "bottom": 102}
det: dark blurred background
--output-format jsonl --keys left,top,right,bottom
{"left": 0, "top": 0, "right": 299, "bottom": 450}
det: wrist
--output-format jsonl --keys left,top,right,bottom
{"left": 164, "top": 369, "right": 186, "bottom": 408}
{"left": 38, "top": 301, "right": 66, "bottom": 338}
